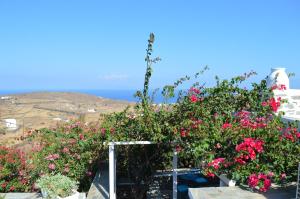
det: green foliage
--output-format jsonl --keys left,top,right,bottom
{"left": 0, "top": 33, "right": 299, "bottom": 194}
{"left": 36, "top": 173, "right": 78, "bottom": 199}
{"left": 30, "top": 121, "right": 107, "bottom": 191}
{"left": 101, "top": 33, "right": 300, "bottom": 192}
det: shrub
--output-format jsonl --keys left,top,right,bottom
{"left": 100, "top": 33, "right": 300, "bottom": 192}
{"left": 0, "top": 146, "right": 33, "bottom": 192}
{"left": 36, "top": 173, "right": 78, "bottom": 199}
{"left": 30, "top": 121, "right": 107, "bottom": 191}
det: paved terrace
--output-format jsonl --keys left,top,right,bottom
{"left": 189, "top": 184, "right": 297, "bottom": 199}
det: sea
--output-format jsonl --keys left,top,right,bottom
{"left": 0, "top": 89, "right": 179, "bottom": 103}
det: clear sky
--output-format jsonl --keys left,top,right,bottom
{"left": 0, "top": 0, "right": 299, "bottom": 90}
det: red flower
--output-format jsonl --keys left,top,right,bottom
{"left": 1, "top": 182, "right": 7, "bottom": 189}
{"left": 180, "top": 129, "right": 187, "bottom": 137}
{"left": 248, "top": 174, "right": 259, "bottom": 187}
{"left": 175, "top": 145, "right": 182, "bottom": 152}
{"left": 79, "top": 134, "right": 84, "bottom": 140}
{"left": 261, "top": 178, "right": 271, "bottom": 192}
{"left": 222, "top": 123, "right": 232, "bottom": 129}
{"left": 189, "top": 95, "right": 198, "bottom": 103}
{"left": 269, "top": 97, "right": 281, "bottom": 112}
{"left": 207, "top": 158, "right": 225, "bottom": 169}
{"left": 271, "top": 84, "right": 286, "bottom": 91}
{"left": 189, "top": 87, "right": 201, "bottom": 94}
{"left": 261, "top": 101, "right": 268, "bottom": 107}
{"left": 21, "top": 179, "right": 28, "bottom": 185}
{"left": 101, "top": 128, "right": 106, "bottom": 135}
{"left": 206, "top": 172, "right": 215, "bottom": 178}
{"left": 235, "top": 138, "right": 264, "bottom": 163}
{"left": 248, "top": 173, "right": 271, "bottom": 192}
{"left": 9, "top": 185, "right": 15, "bottom": 191}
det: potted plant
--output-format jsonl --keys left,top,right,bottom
{"left": 36, "top": 173, "right": 79, "bottom": 199}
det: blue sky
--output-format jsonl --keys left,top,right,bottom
{"left": 0, "top": 0, "right": 300, "bottom": 90}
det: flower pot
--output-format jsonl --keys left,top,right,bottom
{"left": 57, "top": 191, "right": 80, "bottom": 199}
{"left": 41, "top": 189, "right": 81, "bottom": 199}
{"left": 267, "top": 67, "right": 289, "bottom": 89}
{"left": 218, "top": 174, "right": 236, "bottom": 187}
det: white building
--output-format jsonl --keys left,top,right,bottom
{"left": 3, "top": 119, "right": 17, "bottom": 131}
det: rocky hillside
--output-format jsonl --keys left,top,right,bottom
{"left": 0, "top": 92, "right": 133, "bottom": 145}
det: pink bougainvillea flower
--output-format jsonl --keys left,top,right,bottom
{"left": 269, "top": 97, "right": 281, "bottom": 112}
{"left": 1, "top": 182, "right": 7, "bottom": 189}
{"left": 248, "top": 173, "right": 271, "bottom": 192}
{"left": 189, "top": 87, "right": 201, "bottom": 94}
{"left": 235, "top": 138, "right": 264, "bottom": 164}
{"left": 175, "top": 145, "right": 182, "bottom": 152}
{"left": 189, "top": 95, "right": 198, "bottom": 103}
{"left": 207, "top": 158, "right": 225, "bottom": 169}
{"left": 222, "top": 123, "right": 232, "bottom": 129}
{"left": 271, "top": 84, "right": 286, "bottom": 91}
{"left": 101, "top": 128, "right": 106, "bottom": 135}
{"left": 280, "top": 173, "right": 286, "bottom": 180}
{"left": 261, "top": 101, "right": 268, "bottom": 107}
{"left": 261, "top": 178, "right": 271, "bottom": 192}
{"left": 206, "top": 172, "right": 215, "bottom": 178}
{"left": 62, "top": 147, "right": 69, "bottom": 154}
{"left": 180, "top": 129, "right": 186, "bottom": 137}
{"left": 48, "top": 163, "right": 56, "bottom": 170}
{"left": 64, "top": 166, "right": 70, "bottom": 173}
{"left": 86, "top": 171, "right": 93, "bottom": 177}
{"left": 79, "top": 134, "right": 84, "bottom": 140}
{"left": 268, "top": 172, "right": 274, "bottom": 177}
{"left": 45, "top": 154, "right": 60, "bottom": 161}
{"left": 248, "top": 174, "right": 259, "bottom": 187}
{"left": 9, "top": 185, "right": 15, "bottom": 191}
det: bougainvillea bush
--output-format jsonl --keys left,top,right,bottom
{"left": 0, "top": 121, "right": 108, "bottom": 192}
{"left": 173, "top": 79, "right": 300, "bottom": 192}
{"left": 29, "top": 121, "right": 107, "bottom": 191}
{"left": 100, "top": 33, "right": 300, "bottom": 192}
{"left": 0, "top": 146, "right": 33, "bottom": 192}
{"left": 0, "top": 33, "right": 299, "bottom": 194}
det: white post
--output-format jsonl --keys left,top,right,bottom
{"left": 296, "top": 163, "right": 300, "bottom": 199}
{"left": 109, "top": 144, "right": 116, "bottom": 199}
{"left": 172, "top": 149, "right": 178, "bottom": 199}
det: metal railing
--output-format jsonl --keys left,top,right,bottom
{"left": 107, "top": 141, "right": 178, "bottom": 199}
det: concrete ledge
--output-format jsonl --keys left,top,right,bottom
{"left": 0, "top": 193, "right": 86, "bottom": 199}
{"left": 87, "top": 163, "right": 109, "bottom": 199}
{"left": 188, "top": 185, "right": 296, "bottom": 199}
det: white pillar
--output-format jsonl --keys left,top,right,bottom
{"left": 172, "top": 149, "right": 178, "bottom": 199}
{"left": 296, "top": 163, "right": 300, "bottom": 199}
{"left": 109, "top": 144, "right": 116, "bottom": 199}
